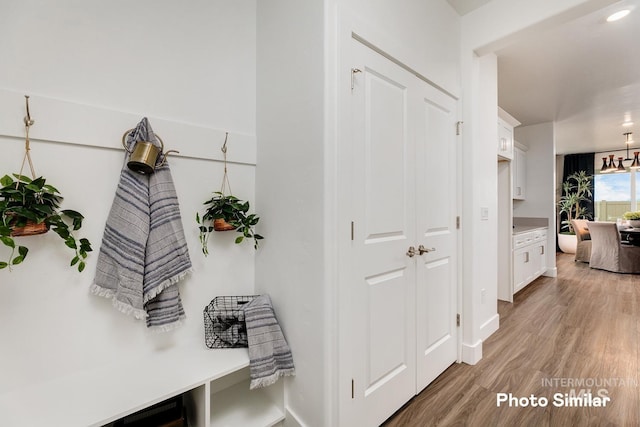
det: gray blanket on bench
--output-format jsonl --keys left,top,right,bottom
{"left": 243, "top": 294, "right": 295, "bottom": 389}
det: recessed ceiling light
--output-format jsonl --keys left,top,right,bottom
{"left": 607, "top": 9, "right": 630, "bottom": 22}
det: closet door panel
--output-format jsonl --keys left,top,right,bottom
{"left": 349, "top": 41, "right": 417, "bottom": 427}
{"left": 414, "top": 86, "right": 458, "bottom": 393}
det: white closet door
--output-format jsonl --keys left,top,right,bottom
{"left": 345, "top": 38, "right": 459, "bottom": 426}
{"left": 349, "top": 41, "right": 417, "bottom": 427}
{"left": 414, "top": 83, "right": 458, "bottom": 393}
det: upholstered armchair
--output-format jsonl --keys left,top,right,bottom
{"left": 571, "top": 219, "right": 592, "bottom": 263}
{"left": 588, "top": 222, "right": 640, "bottom": 273}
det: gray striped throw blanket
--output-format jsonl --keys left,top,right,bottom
{"left": 91, "top": 118, "right": 192, "bottom": 331}
{"left": 243, "top": 294, "right": 295, "bottom": 389}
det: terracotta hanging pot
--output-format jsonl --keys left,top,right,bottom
{"left": 8, "top": 214, "right": 49, "bottom": 237}
{"left": 213, "top": 218, "right": 236, "bottom": 231}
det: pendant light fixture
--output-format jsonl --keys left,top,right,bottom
{"left": 600, "top": 132, "right": 638, "bottom": 173}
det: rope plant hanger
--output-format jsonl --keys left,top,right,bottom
{"left": 196, "top": 132, "right": 263, "bottom": 255}
{"left": 219, "top": 132, "right": 233, "bottom": 197}
{"left": 10, "top": 95, "right": 48, "bottom": 236}
{"left": 18, "top": 95, "right": 37, "bottom": 184}
{"left": 212, "top": 132, "right": 236, "bottom": 231}
{"left": 0, "top": 95, "right": 93, "bottom": 272}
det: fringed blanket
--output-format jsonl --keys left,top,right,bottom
{"left": 243, "top": 294, "right": 295, "bottom": 389}
{"left": 91, "top": 118, "right": 192, "bottom": 331}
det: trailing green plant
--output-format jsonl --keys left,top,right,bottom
{"left": 623, "top": 211, "right": 640, "bottom": 220}
{"left": 196, "top": 192, "right": 263, "bottom": 254}
{"left": 557, "top": 171, "right": 593, "bottom": 234}
{"left": 0, "top": 174, "right": 92, "bottom": 271}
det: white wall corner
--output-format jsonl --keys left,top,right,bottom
{"left": 479, "top": 313, "right": 500, "bottom": 341}
{"left": 461, "top": 339, "right": 483, "bottom": 365}
{"left": 544, "top": 267, "right": 558, "bottom": 278}
{"left": 284, "top": 407, "right": 306, "bottom": 427}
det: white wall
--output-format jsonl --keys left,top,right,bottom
{"left": 0, "top": 0, "right": 256, "bottom": 133}
{"left": 0, "top": 0, "right": 258, "bottom": 418}
{"left": 514, "top": 122, "right": 558, "bottom": 276}
{"left": 339, "top": 0, "right": 461, "bottom": 97}
{"left": 476, "top": 53, "right": 501, "bottom": 340}
{"left": 255, "top": 1, "right": 326, "bottom": 426}
{"left": 460, "top": 52, "right": 499, "bottom": 363}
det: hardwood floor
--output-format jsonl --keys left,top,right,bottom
{"left": 383, "top": 253, "right": 640, "bottom": 426}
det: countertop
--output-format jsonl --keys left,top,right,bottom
{"left": 513, "top": 225, "right": 548, "bottom": 235}
{"left": 512, "top": 217, "right": 549, "bottom": 235}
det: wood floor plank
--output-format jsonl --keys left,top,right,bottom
{"left": 382, "top": 253, "right": 640, "bottom": 427}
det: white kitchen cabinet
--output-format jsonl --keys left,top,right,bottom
{"left": 513, "top": 245, "right": 532, "bottom": 292}
{"left": 513, "top": 143, "right": 527, "bottom": 200}
{"left": 497, "top": 107, "right": 520, "bottom": 160}
{"left": 513, "top": 228, "right": 547, "bottom": 294}
{"left": 535, "top": 239, "right": 547, "bottom": 278}
{"left": 538, "top": 239, "right": 547, "bottom": 274}
{"left": 498, "top": 118, "right": 514, "bottom": 160}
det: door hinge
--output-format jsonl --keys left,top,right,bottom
{"left": 456, "top": 121, "right": 463, "bottom": 136}
{"left": 351, "top": 68, "right": 362, "bottom": 91}
{"left": 351, "top": 221, "right": 355, "bottom": 241}
{"left": 456, "top": 216, "right": 460, "bottom": 229}
{"left": 456, "top": 313, "right": 460, "bottom": 327}
{"left": 351, "top": 379, "right": 355, "bottom": 399}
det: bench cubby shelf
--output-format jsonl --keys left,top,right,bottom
{"left": 0, "top": 346, "right": 284, "bottom": 427}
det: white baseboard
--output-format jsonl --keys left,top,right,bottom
{"left": 543, "top": 267, "right": 557, "bottom": 278}
{"left": 461, "top": 339, "right": 483, "bottom": 365}
{"left": 462, "top": 314, "right": 500, "bottom": 365}
{"left": 479, "top": 313, "right": 500, "bottom": 341}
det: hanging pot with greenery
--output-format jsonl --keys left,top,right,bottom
{"left": 196, "top": 134, "right": 263, "bottom": 255}
{"left": 0, "top": 96, "right": 92, "bottom": 271}
{"left": 0, "top": 175, "right": 92, "bottom": 271}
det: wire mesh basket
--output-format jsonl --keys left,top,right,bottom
{"left": 203, "top": 295, "right": 257, "bottom": 349}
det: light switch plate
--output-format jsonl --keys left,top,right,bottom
{"left": 480, "top": 207, "right": 489, "bottom": 220}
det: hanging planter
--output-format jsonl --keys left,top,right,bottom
{"left": 0, "top": 96, "right": 92, "bottom": 272}
{"left": 7, "top": 212, "right": 49, "bottom": 237}
{"left": 196, "top": 133, "right": 263, "bottom": 255}
{"left": 213, "top": 218, "right": 236, "bottom": 231}
{"left": 0, "top": 176, "right": 93, "bottom": 272}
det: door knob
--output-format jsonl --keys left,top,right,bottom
{"left": 406, "top": 246, "right": 416, "bottom": 257}
{"left": 418, "top": 245, "right": 436, "bottom": 255}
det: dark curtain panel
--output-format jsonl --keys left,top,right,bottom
{"left": 562, "top": 153, "right": 595, "bottom": 219}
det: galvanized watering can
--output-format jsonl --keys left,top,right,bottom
{"left": 122, "top": 130, "right": 177, "bottom": 174}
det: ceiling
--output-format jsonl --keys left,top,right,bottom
{"left": 447, "top": 0, "right": 640, "bottom": 155}
{"left": 494, "top": 0, "right": 640, "bottom": 155}
{"left": 446, "top": 0, "right": 493, "bottom": 15}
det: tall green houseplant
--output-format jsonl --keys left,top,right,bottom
{"left": 558, "top": 171, "right": 593, "bottom": 234}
